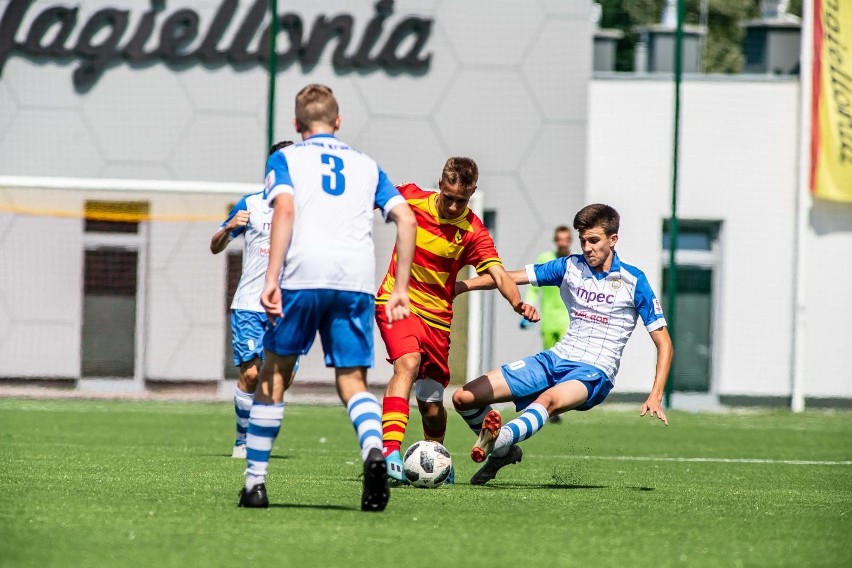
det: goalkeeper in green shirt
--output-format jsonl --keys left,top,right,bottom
{"left": 521, "top": 226, "right": 572, "bottom": 422}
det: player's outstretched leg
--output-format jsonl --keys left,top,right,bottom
{"left": 470, "top": 409, "right": 502, "bottom": 463}
{"left": 469, "top": 403, "right": 549, "bottom": 485}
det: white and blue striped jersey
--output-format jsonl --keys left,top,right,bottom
{"left": 263, "top": 133, "right": 404, "bottom": 295}
{"left": 525, "top": 252, "right": 667, "bottom": 382}
{"left": 221, "top": 191, "right": 272, "bottom": 312}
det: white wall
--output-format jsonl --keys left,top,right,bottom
{"left": 588, "top": 77, "right": 852, "bottom": 400}
{"left": 0, "top": 0, "right": 593, "bottom": 384}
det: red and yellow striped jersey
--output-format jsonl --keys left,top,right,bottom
{"left": 376, "top": 183, "right": 502, "bottom": 331}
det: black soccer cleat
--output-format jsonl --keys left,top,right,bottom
{"left": 470, "top": 445, "right": 523, "bottom": 486}
{"left": 361, "top": 447, "right": 390, "bottom": 512}
{"left": 238, "top": 483, "right": 269, "bottom": 508}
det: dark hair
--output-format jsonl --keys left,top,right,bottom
{"left": 573, "top": 204, "right": 620, "bottom": 236}
{"left": 553, "top": 225, "right": 571, "bottom": 237}
{"left": 441, "top": 157, "right": 478, "bottom": 190}
{"left": 268, "top": 140, "right": 294, "bottom": 156}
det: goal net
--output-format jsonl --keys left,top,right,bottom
{"left": 0, "top": 176, "right": 483, "bottom": 394}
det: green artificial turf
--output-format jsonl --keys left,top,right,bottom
{"left": 0, "top": 398, "right": 849, "bottom": 567}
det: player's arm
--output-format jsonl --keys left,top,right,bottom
{"left": 384, "top": 202, "right": 416, "bottom": 323}
{"left": 454, "top": 268, "right": 528, "bottom": 295}
{"left": 260, "top": 193, "right": 294, "bottom": 320}
{"left": 640, "top": 326, "right": 673, "bottom": 426}
{"left": 454, "top": 267, "right": 538, "bottom": 322}
{"left": 487, "top": 264, "right": 539, "bottom": 322}
{"left": 210, "top": 204, "right": 249, "bottom": 254}
{"left": 520, "top": 281, "right": 540, "bottom": 329}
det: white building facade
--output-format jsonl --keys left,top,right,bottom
{"left": 0, "top": 0, "right": 848, "bottom": 406}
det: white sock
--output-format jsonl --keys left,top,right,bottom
{"left": 493, "top": 403, "right": 549, "bottom": 457}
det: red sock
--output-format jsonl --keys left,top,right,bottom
{"left": 381, "top": 396, "right": 410, "bottom": 456}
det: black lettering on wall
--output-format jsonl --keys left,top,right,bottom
{"left": 21, "top": 6, "right": 78, "bottom": 57}
{"left": 0, "top": 0, "right": 434, "bottom": 90}
{"left": 73, "top": 8, "right": 129, "bottom": 89}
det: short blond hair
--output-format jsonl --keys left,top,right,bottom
{"left": 441, "top": 157, "right": 478, "bottom": 190}
{"left": 295, "top": 84, "right": 339, "bottom": 132}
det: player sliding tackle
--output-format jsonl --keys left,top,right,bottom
{"left": 452, "top": 204, "right": 673, "bottom": 485}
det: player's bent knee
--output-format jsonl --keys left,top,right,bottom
{"left": 452, "top": 388, "right": 473, "bottom": 411}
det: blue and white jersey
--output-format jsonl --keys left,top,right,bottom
{"left": 525, "top": 252, "right": 667, "bottom": 382}
{"left": 263, "top": 133, "right": 404, "bottom": 294}
{"left": 221, "top": 191, "right": 272, "bottom": 312}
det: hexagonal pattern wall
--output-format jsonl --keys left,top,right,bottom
{"left": 0, "top": 0, "right": 590, "bottom": 383}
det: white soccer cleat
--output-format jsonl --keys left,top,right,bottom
{"left": 231, "top": 444, "right": 247, "bottom": 459}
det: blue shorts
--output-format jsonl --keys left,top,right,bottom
{"left": 263, "top": 289, "right": 374, "bottom": 368}
{"left": 231, "top": 310, "right": 268, "bottom": 366}
{"left": 501, "top": 350, "right": 614, "bottom": 412}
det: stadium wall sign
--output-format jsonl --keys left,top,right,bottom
{"left": 0, "top": 0, "right": 433, "bottom": 91}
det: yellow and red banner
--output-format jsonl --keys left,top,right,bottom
{"left": 811, "top": 0, "right": 852, "bottom": 202}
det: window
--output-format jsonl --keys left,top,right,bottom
{"left": 81, "top": 201, "right": 148, "bottom": 379}
{"left": 661, "top": 220, "right": 721, "bottom": 393}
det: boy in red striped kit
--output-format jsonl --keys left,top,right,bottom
{"left": 375, "top": 157, "right": 539, "bottom": 484}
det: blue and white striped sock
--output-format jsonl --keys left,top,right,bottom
{"left": 244, "top": 402, "right": 284, "bottom": 490}
{"left": 457, "top": 406, "right": 493, "bottom": 434}
{"left": 347, "top": 392, "right": 383, "bottom": 462}
{"left": 493, "top": 403, "right": 548, "bottom": 457}
{"left": 233, "top": 387, "right": 253, "bottom": 446}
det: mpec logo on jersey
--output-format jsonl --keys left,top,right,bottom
{"left": 576, "top": 287, "right": 616, "bottom": 305}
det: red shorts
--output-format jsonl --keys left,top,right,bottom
{"left": 375, "top": 306, "right": 451, "bottom": 387}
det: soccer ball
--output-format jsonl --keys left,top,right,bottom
{"left": 402, "top": 440, "right": 452, "bottom": 488}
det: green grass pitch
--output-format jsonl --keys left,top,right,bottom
{"left": 1, "top": 398, "right": 850, "bottom": 567}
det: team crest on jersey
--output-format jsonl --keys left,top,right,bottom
{"left": 609, "top": 279, "right": 623, "bottom": 291}
{"left": 454, "top": 230, "right": 463, "bottom": 244}
{"left": 653, "top": 298, "right": 663, "bottom": 314}
{"left": 265, "top": 170, "right": 275, "bottom": 191}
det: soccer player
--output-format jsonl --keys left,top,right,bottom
{"left": 237, "top": 84, "right": 417, "bottom": 511}
{"left": 210, "top": 140, "right": 294, "bottom": 459}
{"left": 452, "top": 204, "right": 673, "bottom": 485}
{"left": 376, "top": 157, "right": 539, "bottom": 485}
{"left": 520, "top": 225, "right": 572, "bottom": 424}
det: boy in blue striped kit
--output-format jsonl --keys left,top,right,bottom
{"left": 210, "top": 140, "right": 293, "bottom": 459}
{"left": 452, "top": 204, "right": 673, "bottom": 485}
{"left": 237, "top": 84, "right": 416, "bottom": 511}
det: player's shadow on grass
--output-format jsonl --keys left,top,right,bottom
{"left": 207, "top": 454, "right": 290, "bottom": 459}
{"left": 479, "top": 483, "right": 609, "bottom": 490}
{"left": 270, "top": 503, "right": 355, "bottom": 512}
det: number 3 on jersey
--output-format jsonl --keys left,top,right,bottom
{"left": 320, "top": 154, "right": 345, "bottom": 196}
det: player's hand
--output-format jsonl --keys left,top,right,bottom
{"left": 640, "top": 396, "right": 669, "bottom": 425}
{"left": 384, "top": 289, "right": 410, "bottom": 327}
{"left": 261, "top": 281, "right": 282, "bottom": 322}
{"left": 228, "top": 210, "right": 250, "bottom": 230}
{"left": 452, "top": 281, "right": 469, "bottom": 300}
{"left": 515, "top": 302, "right": 539, "bottom": 323}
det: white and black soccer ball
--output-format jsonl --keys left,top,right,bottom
{"left": 402, "top": 440, "right": 452, "bottom": 488}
